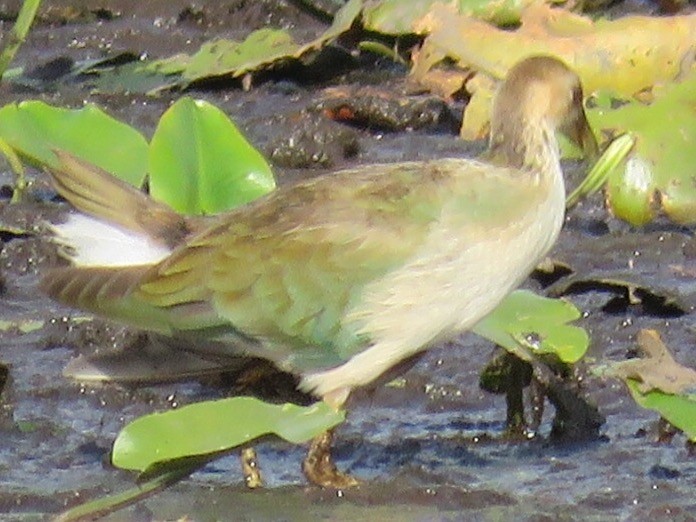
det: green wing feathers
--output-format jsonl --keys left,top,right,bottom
{"left": 137, "top": 164, "right": 441, "bottom": 351}
{"left": 43, "top": 159, "right": 542, "bottom": 367}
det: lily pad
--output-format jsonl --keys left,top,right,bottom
{"left": 89, "top": 55, "right": 187, "bottom": 96}
{"left": 362, "top": 0, "right": 544, "bottom": 35}
{"left": 589, "top": 73, "right": 696, "bottom": 226}
{"left": 411, "top": 3, "right": 696, "bottom": 138}
{"left": 0, "top": 101, "right": 148, "bottom": 186}
{"left": 626, "top": 381, "right": 696, "bottom": 441}
{"left": 181, "top": 30, "right": 302, "bottom": 86}
{"left": 597, "top": 330, "right": 696, "bottom": 397}
{"left": 180, "top": 0, "right": 361, "bottom": 87}
{"left": 473, "top": 289, "right": 589, "bottom": 364}
{"left": 148, "top": 97, "right": 276, "bottom": 215}
{"left": 600, "top": 330, "right": 696, "bottom": 441}
{"left": 547, "top": 273, "right": 690, "bottom": 317}
{"left": 83, "top": 0, "right": 362, "bottom": 94}
{"left": 112, "top": 398, "right": 344, "bottom": 472}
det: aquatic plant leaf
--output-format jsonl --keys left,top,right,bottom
{"left": 148, "top": 97, "right": 275, "bottom": 214}
{"left": 589, "top": 73, "right": 696, "bottom": 226}
{"left": 608, "top": 330, "right": 696, "bottom": 442}
{"left": 0, "top": 101, "right": 148, "bottom": 186}
{"left": 363, "top": 0, "right": 543, "bottom": 35}
{"left": 547, "top": 273, "right": 689, "bottom": 316}
{"left": 88, "top": 0, "right": 362, "bottom": 93}
{"left": 180, "top": 0, "right": 361, "bottom": 86}
{"left": 626, "top": 381, "right": 696, "bottom": 441}
{"left": 411, "top": 3, "right": 696, "bottom": 138}
{"left": 112, "top": 398, "right": 344, "bottom": 472}
{"left": 473, "top": 289, "right": 589, "bottom": 364}
{"left": 181, "top": 29, "right": 301, "bottom": 85}
{"left": 598, "top": 330, "right": 696, "bottom": 396}
{"left": 89, "top": 55, "right": 187, "bottom": 95}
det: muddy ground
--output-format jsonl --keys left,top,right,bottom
{"left": 0, "top": 1, "right": 695, "bottom": 521}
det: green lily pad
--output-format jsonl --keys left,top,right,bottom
{"left": 413, "top": 4, "right": 696, "bottom": 140}
{"left": 181, "top": 29, "right": 302, "bottom": 85}
{"left": 0, "top": 101, "right": 148, "bottom": 186}
{"left": 473, "top": 289, "right": 589, "bottom": 364}
{"left": 362, "top": 0, "right": 542, "bottom": 35}
{"left": 148, "top": 97, "right": 276, "bottom": 214}
{"left": 112, "top": 398, "right": 344, "bottom": 472}
{"left": 596, "top": 330, "right": 696, "bottom": 440}
{"left": 86, "top": 0, "right": 362, "bottom": 94}
{"left": 89, "top": 55, "right": 188, "bottom": 96}
{"left": 627, "top": 380, "right": 696, "bottom": 441}
{"left": 588, "top": 72, "right": 696, "bottom": 226}
{"left": 180, "top": 0, "right": 361, "bottom": 86}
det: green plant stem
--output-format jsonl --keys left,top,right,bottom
{"left": 566, "top": 133, "right": 635, "bottom": 209}
{"left": 358, "top": 40, "right": 407, "bottom": 64}
{"left": 0, "top": 0, "right": 42, "bottom": 80}
{"left": 53, "top": 460, "right": 205, "bottom": 522}
{"left": 0, "top": 136, "right": 26, "bottom": 202}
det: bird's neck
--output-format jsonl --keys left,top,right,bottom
{"left": 487, "top": 117, "right": 561, "bottom": 183}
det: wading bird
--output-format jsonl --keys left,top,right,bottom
{"left": 42, "top": 55, "right": 598, "bottom": 487}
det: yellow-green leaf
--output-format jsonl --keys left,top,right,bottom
{"left": 112, "top": 398, "right": 344, "bottom": 472}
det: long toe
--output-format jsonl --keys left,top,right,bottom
{"left": 302, "top": 430, "right": 360, "bottom": 489}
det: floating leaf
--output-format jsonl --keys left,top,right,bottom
{"left": 411, "top": 3, "right": 696, "bottom": 138}
{"left": 363, "top": 0, "right": 544, "bottom": 35}
{"left": 0, "top": 101, "right": 148, "bottom": 186}
{"left": 148, "top": 97, "right": 276, "bottom": 214}
{"left": 84, "top": 0, "right": 362, "bottom": 94}
{"left": 182, "top": 29, "right": 302, "bottom": 85}
{"left": 596, "top": 330, "right": 696, "bottom": 440}
{"left": 179, "top": 0, "right": 362, "bottom": 87}
{"left": 89, "top": 56, "right": 187, "bottom": 96}
{"left": 589, "top": 73, "right": 696, "bottom": 225}
{"left": 626, "top": 380, "right": 696, "bottom": 441}
{"left": 473, "top": 289, "right": 589, "bottom": 364}
{"left": 112, "top": 398, "right": 344, "bottom": 472}
{"left": 597, "top": 330, "right": 696, "bottom": 396}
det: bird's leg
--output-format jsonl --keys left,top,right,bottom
{"left": 240, "top": 446, "right": 263, "bottom": 488}
{"left": 302, "top": 428, "right": 359, "bottom": 488}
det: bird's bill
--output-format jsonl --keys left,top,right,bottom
{"left": 564, "top": 108, "right": 600, "bottom": 162}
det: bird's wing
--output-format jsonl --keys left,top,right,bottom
{"left": 43, "top": 159, "right": 542, "bottom": 370}
{"left": 48, "top": 150, "right": 208, "bottom": 247}
{"left": 135, "top": 162, "right": 454, "bottom": 364}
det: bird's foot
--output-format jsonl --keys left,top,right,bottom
{"left": 302, "top": 429, "right": 359, "bottom": 489}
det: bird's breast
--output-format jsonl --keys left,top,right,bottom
{"left": 344, "top": 176, "right": 565, "bottom": 359}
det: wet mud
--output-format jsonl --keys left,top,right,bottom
{"left": 0, "top": 1, "right": 695, "bottom": 521}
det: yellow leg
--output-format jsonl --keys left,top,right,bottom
{"left": 302, "top": 428, "right": 359, "bottom": 488}
{"left": 240, "top": 446, "right": 263, "bottom": 488}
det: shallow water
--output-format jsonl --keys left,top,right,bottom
{"left": 0, "top": 1, "right": 695, "bottom": 521}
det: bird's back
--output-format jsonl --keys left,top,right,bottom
{"left": 43, "top": 157, "right": 561, "bottom": 375}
